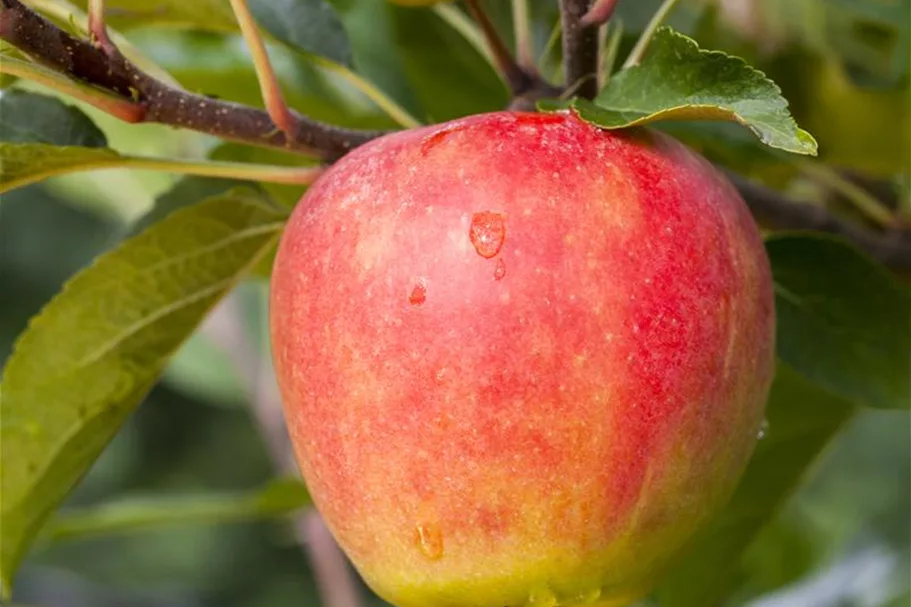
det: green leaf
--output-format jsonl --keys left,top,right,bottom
{"left": 768, "top": 234, "right": 911, "bottom": 410}
{"left": 45, "top": 477, "right": 311, "bottom": 542}
{"left": 328, "top": 0, "right": 423, "bottom": 119}
{"left": 0, "top": 90, "right": 106, "bottom": 146}
{"left": 392, "top": 5, "right": 507, "bottom": 121}
{"left": 251, "top": 0, "right": 352, "bottom": 67}
{"left": 654, "top": 363, "right": 856, "bottom": 607}
{"left": 0, "top": 143, "right": 123, "bottom": 194}
{"left": 0, "top": 189, "right": 286, "bottom": 596}
{"left": 544, "top": 27, "right": 817, "bottom": 156}
{"left": 130, "top": 176, "right": 241, "bottom": 236}
{"left": 0, "top": 142, "right": 320, "bottom": 197}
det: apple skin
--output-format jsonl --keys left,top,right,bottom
{"left": 270, "top": 111, "right": 775, "bottom": 607}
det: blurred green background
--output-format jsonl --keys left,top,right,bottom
{"left": 1, "top": 0, "right": 909, "bottom": 606}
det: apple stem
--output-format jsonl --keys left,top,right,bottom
{"left": 558, "top": 0, "right": 600, "bottom": 100}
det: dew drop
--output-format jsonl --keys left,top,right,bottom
{"left": 414, "top": 522, "right": 443, "bottom": 560}
{"left": 757, "top": 418, "right": 769, "bottom": 440}
{"left": 469, "top": 211, "right": 506, "bottom": 258}
{"left": 493, "top": 258, "right": 507, "bottom": 281}
{"left": 409, "top": 282, "right": 427, "bottom": 306}
{"left": 526, "top": 586, "right": 557, "bottom": 607}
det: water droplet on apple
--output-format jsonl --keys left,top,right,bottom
{"left": 757, "top": 418, "right": 769, "bottom": 440}
{"left": 526, "top": 586, "right": 557, "bottom": 607}
{"left": 414, "top": 523, "right": 443, "bottom": 560}
{"left": 469, "top": 211, "right": 506, "bottom": 258}
{"left": 493, "top": 258, "right": 507, "bottom": 281}
{"left": 409, "top": 283, "right": 427, "bottom": 306}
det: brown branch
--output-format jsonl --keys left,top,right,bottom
{"left": 0, "top": 0, "right": 386, "bottom": 161}
{"left": 581, "top": 0, "right": 621, "bottom": 27}
{"left": 559, "top": 0, "right": 599, "bottom": 100}
{"left": 726, "top": 170, "right": 911, "bottom": 273}
{"left": 464, "top": 0, "right": 535, "bottom": 96}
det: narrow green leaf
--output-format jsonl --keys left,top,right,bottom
{"left": 0, "top": 90, "right": 106, "bottom": 146}
{"left": 0, "top": 143, "right": 123, "bottom": 193}
{"left": 0, "top": 142, "right": 321, "bottom": 196}
{"left": 768, "top": 233, "right": 911, "bottom": 410}
{"left": 654, "top": 363, "right": 856, "bottom": 607}
{"left": 543, "top": 27, "right": 817, "bottom": 156}
{"left": 46, "top": 478, "right": 311, "bottom": 542}
{"left": 250, "top": 0, "right": 352, "bottom": 67}
{"left": 0, "top": 189, "right": 285, "bottom": 596}
{"left": 392, "top": 5, "right": 507, "bottom": 121}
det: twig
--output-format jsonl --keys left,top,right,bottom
{"left": 0, "top": 0, "right": 387, "bottom": 160}
{"left": 726, "top": 170, "right": 911, "bottom": 272}
{"left": 24, "top": 0, "right": 182, "bottom": 86}
{"left": 623, "top": 0, "right": 679, "bottom": 68}
{"left": 558, "top": 0, "right": 599, "bottom": 99}
{"left": 465, "top": 0, "right": 535, "bottom": 96}
{"left": 797, "top": 160, "right": 896, "bottom": 228}
{"left": 86, "top": 0, "right": 114, "bottom": 55}
{"left": 581, "top": 0, "right": 621, "bottom": 27}
{"left": 227, "top": 0, "right": 299, "bottom": 140}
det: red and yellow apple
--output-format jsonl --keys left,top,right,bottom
{"left": 270, "top": 111, "right": 775, "bottom": 607}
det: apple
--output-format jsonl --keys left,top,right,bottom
{"left": 270, "top": 111, "right": 775, "bottom": 607}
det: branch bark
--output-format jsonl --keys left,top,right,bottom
{"left": 726, "top": 170, "right": 911, "bottom": 273}
{"left": 464, "top": 0, "right": 536, "bottom": 97}
{"left": 558, "top": 0, "right": 599, "bottom": 99}
{"left": 0, "top": 0, "right": 386, "bottom": 161}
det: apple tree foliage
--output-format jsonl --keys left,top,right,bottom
{"left": 0, "top": 0, "right": 909, "bottom": 605}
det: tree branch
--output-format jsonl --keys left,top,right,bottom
{"left": 464, "top": 0, "right": 535, "bottom": 96}
{"left": 558, "top": 0, "right": 599, "bottom": 100}
{"left": 726, "top": 170, "right": 911, "bottom": 273}
{"left": 0, "top": 0, "right": 387, "bottom": 161}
